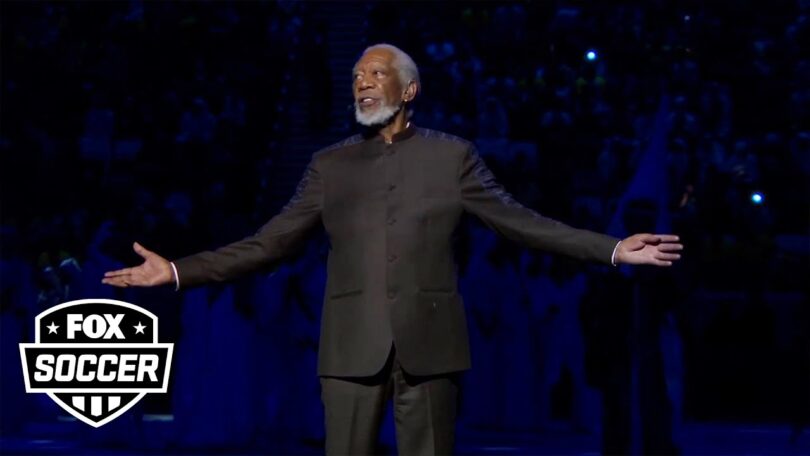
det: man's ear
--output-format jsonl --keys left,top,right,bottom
{"left": 403, "top": 80, "right": 418, "bottom": 103}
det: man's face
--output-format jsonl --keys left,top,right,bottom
{"left": 353, "top": 48, "right": 404, "bottom": 126}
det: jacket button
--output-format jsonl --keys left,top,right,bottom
{"left": 387, "top": 254, "right": 397, "bottom": 262}
{"left": 387, "top": 218, "right": 396, "bottom": 225}
{"left": 387, "top": 291, "right": 396, "bottom": 299}
{"left": 388, "top": 184, "right": 396, "bottom": 191}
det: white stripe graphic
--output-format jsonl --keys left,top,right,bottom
{"left": 108, "top": 396, "right": 121, "bottom": 411}
{"left": 72, "top": 396, "right": 85, "bottom": 411}
{"left": 91, "top": 396, "right": 102, "bottom": 416}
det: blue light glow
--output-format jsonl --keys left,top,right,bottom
{"left": 751, "top": 192, "right": 764, "bottom": 204}
{"left": 586, "top": 50, "right": 597, "bottom": 61}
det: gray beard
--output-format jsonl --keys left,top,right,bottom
{"left": 354, "top": 100, "right": 401, "bottom": 126}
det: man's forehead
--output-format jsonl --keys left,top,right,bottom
{"left": 354, "top": 49, "right": 396, "bottom": 69}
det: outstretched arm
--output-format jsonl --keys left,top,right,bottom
{"left": 459, "top": 144, "right": 619, "bottom": 264}
{"left": 459, "top": 145, "right": 683, "bottom": 267}
{"left": 169, "top": 157, "right": 324, "bottom": 289}
{"left": 102, "top": 156, "right": 324, "bottom": 290}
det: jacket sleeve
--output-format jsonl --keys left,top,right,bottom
{"left": 173, "top": 156, "right": 323, "bottom": 288}
{"left": 459, "top": 144, "right": 619, "bottom": 264}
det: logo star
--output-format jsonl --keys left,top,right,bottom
{"left": 133, "top": 322, "right": 147, "bottom": 334}
{"left": 46, "top": 322, "right": 59, "bottom": 334}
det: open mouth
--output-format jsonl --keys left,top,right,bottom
{"left": 358, "top": 97, "right": 380, "bottom": 108}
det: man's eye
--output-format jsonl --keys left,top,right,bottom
{"left": 374, "top": 70, "right": 384, "bottom": 76}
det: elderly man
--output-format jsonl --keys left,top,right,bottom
{"left": 103, "top": 44, "right": 683, "bottom": 455}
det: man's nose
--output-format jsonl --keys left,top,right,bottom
{"left": 356, "top": 76, "right": 374, "bottom": 90}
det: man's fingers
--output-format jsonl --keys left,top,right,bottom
{"left": 658, "top": 243, "right": 684, "bottom": 252}
{"left": 637, "top": 234, "right": 680, "bottom": 245}
{"left": 133, "top": 242, "right": 153, "bottom": 259}
{"left": 104, "top": 268, "right": 132, "bottom": 278}
{"left": 636, "top": 233, "right": 658, "bottom": 243}
{"left": 101, "top": 277, "right": 129, "bottom": 288}
{"left": 655, "top": 252, "right": 681, "bottom": 261}
{"left": 102, "top": 275, "right": 147, "bottom": 287}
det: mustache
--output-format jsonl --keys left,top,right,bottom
{"left": 347, "top": 99, "right": 406, "bottom": 111}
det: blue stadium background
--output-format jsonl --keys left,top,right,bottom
{"left": 1, "top": 1, "right": 808, "bottom": 454}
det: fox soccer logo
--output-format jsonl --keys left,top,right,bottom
{"left": 19, "top": 299, "right": 173, "bottom": 427}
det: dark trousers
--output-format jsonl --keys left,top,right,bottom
{"left": 320, "top": 345, "right": 459, "bottom": 455}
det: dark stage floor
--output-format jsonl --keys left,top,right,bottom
{"left": 1, "top": 420, "right": 808, "bottom": 455}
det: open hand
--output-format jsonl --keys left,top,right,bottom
{"left": 102, "top": 242, "right": 173, "bottom": 288}
{"left": 614, "top": 234, "right": 683, "bottom": 267}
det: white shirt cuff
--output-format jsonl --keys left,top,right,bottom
{"left": 170, "top": 262, "right": 180, "bottom": 291}
{"left": 611, "top": 241, "right": 621, "bottom": 266}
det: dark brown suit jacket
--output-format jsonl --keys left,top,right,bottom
{"left": 174, "top": 125, "right": 619, "bottom": 376}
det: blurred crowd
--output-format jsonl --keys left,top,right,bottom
{"left": 1, "top": 0, "right": 808, "bottom": 453}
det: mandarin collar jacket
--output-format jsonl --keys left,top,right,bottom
{"left": 174, "top": 125, "right": 620, "bottom": 377}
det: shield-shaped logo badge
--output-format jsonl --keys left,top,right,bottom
{"left": 19, "top": 299, "right": 173, "bottom": 427}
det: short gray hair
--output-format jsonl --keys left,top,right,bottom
{"left": 359, "top": 43, "right": 420, "bottom": 88}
